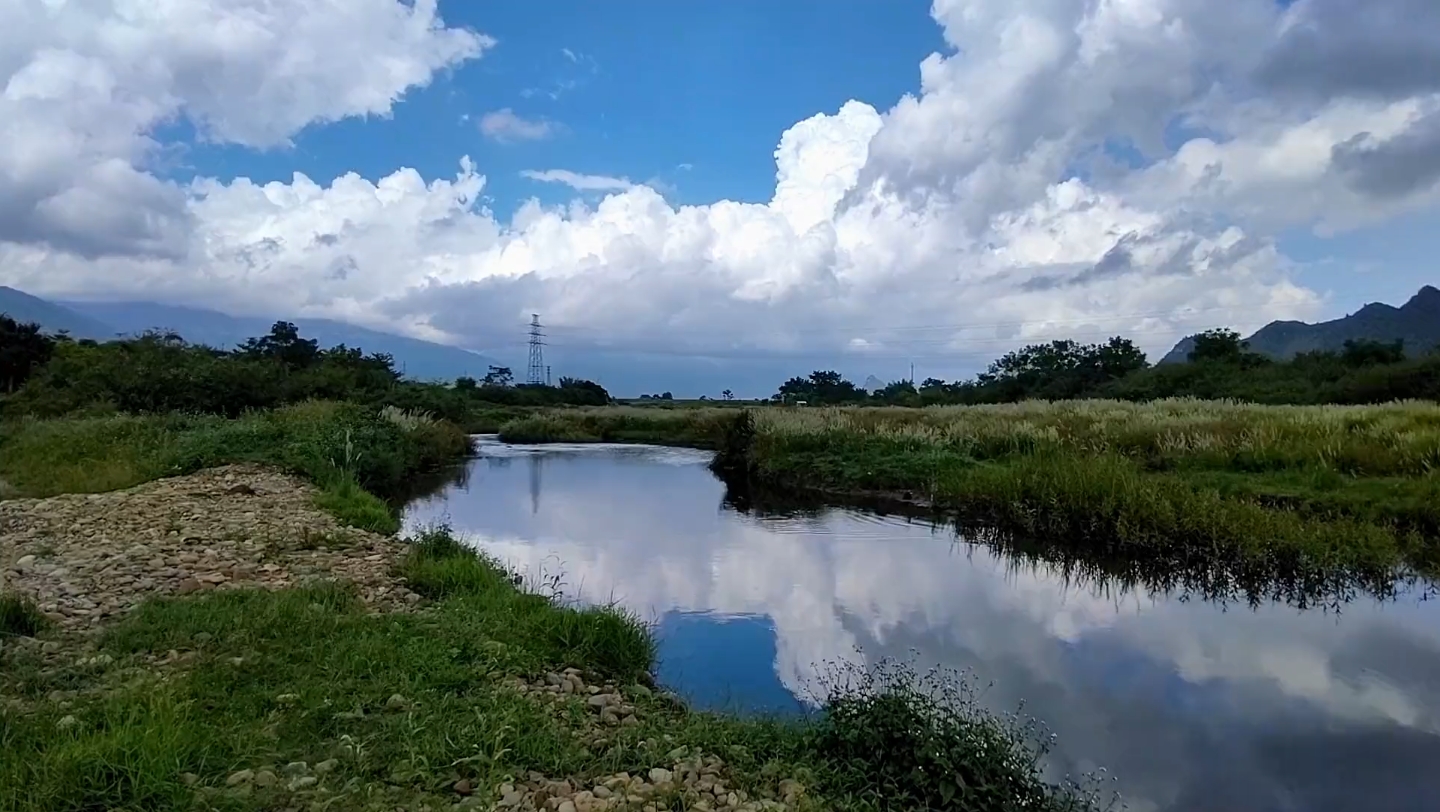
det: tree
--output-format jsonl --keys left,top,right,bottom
{"left": 482, "top": 365, "right": 514, "bottom": 387}
{"left": 722, "top": 389, "right": 734, "bottom": 401}
{"left": 776, "top": 370, "right": 863, "bottom": 404}
{"left": 238, "top": 321, "right": 320, "bottom": 370}
{"left": 1341, "top": 339, "right": 1405, "bottom": 367}
{"left": 454, "top": 376, "right": 477, "bottom": 391}
{"left": 660, "top": 391, "right": 673, "bottom": 400}
{"left": 0, "top": 316, "right": 57, "bottom": 393}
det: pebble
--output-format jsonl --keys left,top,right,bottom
{"left": 254, "top": 770, "right": 278, "bottom": 788}
{"left": 0, "top": 465, "right": 419, "bottom": 631}
{"left": 226, "top": 769, "right": 255, "bottom": 786}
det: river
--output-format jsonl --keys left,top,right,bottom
{"left": 403, "top": 437, "right": 1440, "bottom": 812}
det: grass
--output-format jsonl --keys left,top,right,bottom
{"left": 499, "top": 401, "right": 1440, "bottom": 586}
{"left": 497, "top": 407, "right": 737, "bottom": 448}
{"left": 0, "top": 594, "right": 47, "bottom": 639}
{"left": 0, "top": 401, "right": 473, "bottom": 534}
{"left": 0, "top": 529, "right": 1105, "bottom": 812}
{"left": 728, "top": 402, "right": 1440, "bottom": 583}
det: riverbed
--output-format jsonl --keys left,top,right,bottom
{"left": 403, "top": 437, "right": 1440, "bottom": 812}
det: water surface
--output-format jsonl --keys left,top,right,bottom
{"left": 404, "top": 437, "right": 1440, "bottom": 812}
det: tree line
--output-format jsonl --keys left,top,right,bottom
{"left": 772, "top": 330, "right": 1440, "bottom": 406}
{"left": 0, "top": 316, "right": 611, "bottom": 423}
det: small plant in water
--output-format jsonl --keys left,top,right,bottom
{"left": 805, "top": 655, "right": 1113, "bottom": 812}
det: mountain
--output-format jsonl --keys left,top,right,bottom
{"left": 57, "top": 300, "right": 501, "bottom": 382}
{"left": 0, "top": 286, "right": 118, "bottom": 340}
{"left": 1160, "top": 285, "right": 1440, "bottom": 363}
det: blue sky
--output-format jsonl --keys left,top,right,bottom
{"left": 175, "top": 1, "right": 946, "bottom": 217}
{"left": 164, "top": 0, "right": 1433, "bottom": 324}
{"left": 7, "top": 0, "right": 1440, "bottom": 394}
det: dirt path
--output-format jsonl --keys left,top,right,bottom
{"left": 0, "top": 465, "right": 422, "bottom": 633}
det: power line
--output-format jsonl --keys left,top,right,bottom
{"left": 526, "top": 314, "right": 546, "bottom": 385}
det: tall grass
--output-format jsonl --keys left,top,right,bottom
{"left": 677, "top": 401, "right": 1440, "bottom": 583}
{"left": 0, "top": 401, "right": 473, "bottom": 533}
{"left": 498, "top": 406, "right": 735, "bottom": 448}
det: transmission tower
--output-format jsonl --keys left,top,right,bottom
{"left": 526, "top": 314, "right": 546, "bottom": 385}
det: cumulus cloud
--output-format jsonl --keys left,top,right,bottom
{"left": 4, "top": 0, "right": 1440, "bottom": 382}
{"left": 0, "top": 0, "right": 489, "bottom": 259}
{"left": 479, "top": 109, "right": 556, "bottom": 143}
{"left": 520, "top": 169, "right": 634, "bottom": 192}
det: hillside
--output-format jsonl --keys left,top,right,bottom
{"left": 0, "top": 286, "right": 117, "bottom": 340}
{"left": 1161, "top": 285, "right": 1440, "bottom": 363}
{"left": 57, "top": 300, "right": 501, "bottom": 383}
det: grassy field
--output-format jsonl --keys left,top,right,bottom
{"left": 0, "top": 402, "right": 473, "bottom": 534}
{"left": 0, "top": 528, "right": 1104, "bottom": 812}
{"left": 498, "top": 407, "right": 737, "bottom": 448}
{"left": 498, "top": 400, "right": 1440, "bottom": 587}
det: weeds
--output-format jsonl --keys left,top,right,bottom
{"left": 0, "top": 401, "right": 473, "bottom": 533}
{"left": 806, "top": 659, "right": 1107, "bottom": 812}
{"left": 0, "top": 593, "right": 47, "bottom": 638}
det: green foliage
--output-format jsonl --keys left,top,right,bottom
{"left": 703, "top": 401, "right": 1440, "bottom": 593}
{"left": 0, "top": 321, "right": 609, "bottom": 427}
{"left": 777, "top": 370, "right": 865, "bottom": 404}
{"left": 0, "top": 401, "right": 472, "bottom": 531}
{"left": 496, "top": 407, "right": 735, "bottom": 448}
{"left": 0, "top": 316, "right": 57, "bottom": 394}
{"left": 0, "top": 593, "right": 47, "bottom": 638}
{"left": 808, "top": 660, "right": 1099, "bottom": 812}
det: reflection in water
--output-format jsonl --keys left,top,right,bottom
{"left": 404, "top": 438, "right": 1440, "bottom": 812}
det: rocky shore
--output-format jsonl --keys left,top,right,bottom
{"left": 0, "top": 464, "right": 422, "bottom": 633}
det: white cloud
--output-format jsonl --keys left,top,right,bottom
{"left": 479, "top": 108, "right": 556, "bottom": 143}
{"left": 0, "top": 0, "right": 489, "bottom": 259}
{"left": 4, "top": 0, "right": 1440, "bottom": 378}
{"left": 520, "top": 169, "right": 634, "bottom": 192}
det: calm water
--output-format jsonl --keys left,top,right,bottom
{"left": 403, "top": 437, "right": 1440, "bottom": 812}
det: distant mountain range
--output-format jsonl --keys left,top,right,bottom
{"left": 0, "top": 286, "right": 116, "bottom": 340}
{"left": 1161, "top": 285, "right": 1440, "bottom": 364}
{"left": 0, "top": 288, "right": 500, "bottom": 382}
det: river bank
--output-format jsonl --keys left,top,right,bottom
{"left": 1, "top": 412, "right": 1104, "bottom": 812}
{"left": 492, "top": 401, "right": 1440, "bottom": 588}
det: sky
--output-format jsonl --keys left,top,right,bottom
{"left": 2, "top": 0, "right": 1440, "bottom": 391}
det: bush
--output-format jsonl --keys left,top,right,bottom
{"left": 807, "top": 659, "right": 1102, "bottom": 812}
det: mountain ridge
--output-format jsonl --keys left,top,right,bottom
{"left": 1160, "top": 285, "right": 1440, "bottom": 363}
{"left": 0, "top": 286, "right": 118, "bottom": 340}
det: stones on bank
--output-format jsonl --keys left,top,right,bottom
{"left": 0, "top": 464, "right": 423, "bottom": 632}
{"left": 495, "top": 669, "right": 808, "bottom": 812}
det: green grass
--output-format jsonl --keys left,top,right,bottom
{"left": 498, "top": 402, "right": 1440, "bottom": 588}
{"left": 497, "top": 407, "right": 736, "bottom": 448}
{"left": 0, "top": 401, "right": 473, "bottom": 534}
{"left": 0, "top": 530, "right": 1103, "bottom": 812}
{"left": 0, "top": 594, "right": 47, "bottom": 638}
